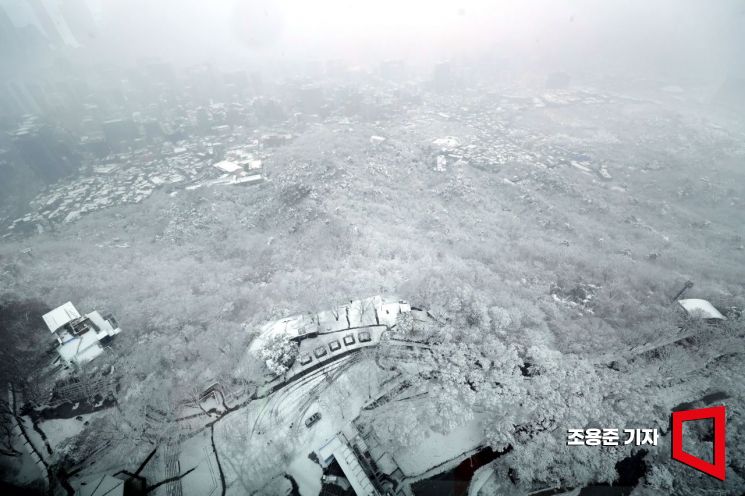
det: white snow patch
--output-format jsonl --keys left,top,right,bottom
{"left": 468, "top": 463, "right": 494, "bottom": 496}
{"left": 39, "top": 415, "right": 93, "bottom": 448}
{"left": 180, "top": 431, "right": 220, "bottom": 496}
{"left": 287, "top": 455, "right": 323, "bottom": 496}
{"left": 394, "top": 415, "right": 485, "bottom": 476}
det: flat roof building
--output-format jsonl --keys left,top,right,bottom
{"left": 678, "top": 299, "right": 726, "bottom": 321}
{"left": 213, "top": 160, "right": 243, "bottom": 174}
{"left": 42, "top": 302, "right": 122, "bottom": 366}
{"left": 316, "top": 434, "right": 380, "bottom": 496}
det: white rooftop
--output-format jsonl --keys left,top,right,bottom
{"left": 316, "top": 435, "right": 379, "bottom": 496}
{"left": 251, "top": 295, "right": 411, "bottom": 354}
{"left": 44, "top": 303, "right": 122, "bottom": 365}
{"left": 431, "top": 136, "right": 461, "bottom": 150}
{"left": 58, "top": 331, "right": 104, "bottom": 365}
{"left": 213, "top": 160, "right": 243, "bottom": 174}
{"left": 87, "top": 310, "right": 121, "bottom": 338}
{"left": 231, "top": 174, "right": 263, "bottom": 185}
{"left": 43, "top": 302, "right": 81, "bottom": 333}
{"left": 246, "top": 159, "right": 263, "bottom": 170}
{"left": 678, "top": 299, "right": 726, "bottom": 320}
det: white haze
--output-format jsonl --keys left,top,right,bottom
{"left": 63, "top": 0, "right": 745, "bottom": 81}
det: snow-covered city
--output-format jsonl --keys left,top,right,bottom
{"left": 1, "top": 1, "right": 745, "bottom": 496}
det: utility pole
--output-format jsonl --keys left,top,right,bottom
{"left": 672, "top": 280, "right": 694, "bottom": 303}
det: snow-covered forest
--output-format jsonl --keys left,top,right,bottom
{"left": 1, "top": 1, "right": 745, "bottom": 495}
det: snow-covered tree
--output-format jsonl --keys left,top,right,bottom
{"left": 259, "top": 334, "right": 299, "bottom": 376}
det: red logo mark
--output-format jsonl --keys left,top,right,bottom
{"left": 671, "top": 405, "right": 726, "bottom": 480}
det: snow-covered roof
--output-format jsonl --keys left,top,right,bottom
{"left": 251, "top": 313, "right": 318, "bottom": 353}
{"left": 58, "top": 331, "right": 104, "bottom": 364}
{"left": 316, "top": 435, "right": 379, "bottom": 496}
{"left": 678, "top": 299, "right": 726, "bottom": 320}
{"left": 316, "top": 435, "right": 342, "bottom": 466}
{"left": 379, "top": 297, "right": 411, "bottom": 326}
{"left": 254, "top": 295, "right": 412, "bottom": 348}
{"left": 317, "top": 309, "right": 349, "bottom": 333}
{"left": 213, "top": 160, "right": 243, "bottom": 174}
{"left": 86, "top": 311, "right": 121, "bottom": 338}
{"left": 348, "top": 296, "right": 381, "bottom": 327}
{"left": 431, "top": 136, "right": 460, "bottom": 150}
{"left": 43, "top": 302, "right": 81, "bottom": 333}
{"left": 231, "top": 174, "right": 263, "bottom": 185}
{"left": 246, "top": 159, "right": 263, "bottom": 170}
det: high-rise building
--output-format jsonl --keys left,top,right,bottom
{"left": 0, "top": 7, "right": 20, "bottom": 54}
{"left": 59, "top": 0, "right": 97, "bottom": 46}
{"left": 27, "top": 0, "right": 64, "bottom": 45}
{"left": 432, "top": 61, "right": 454, "bottom": 92}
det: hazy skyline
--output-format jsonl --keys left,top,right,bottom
{"left": 3, "top": 0, "right": 744, "bottom": 81}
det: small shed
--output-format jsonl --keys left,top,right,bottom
{"left": 43, "top": 301, "right": 81, "bottom": 333}
{"left": 213, "top": 160, "right": 244, "bottom": 174}
{"left": 678, "top": 299, "right": 726, "bottom": 321}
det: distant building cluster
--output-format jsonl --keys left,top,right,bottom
{"left": 0, "top": 51, "right": 626, "bottom": 236}
{"left": 6, "top": 133, "right": 270, "bottom": 234}
{"left": 424, "top": 89, "right": 617, "bottom": 179}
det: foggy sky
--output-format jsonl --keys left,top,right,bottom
{"left": 4, "top": 0, "right": 745, "bottom": 81}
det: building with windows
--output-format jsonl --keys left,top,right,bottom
{"left": 42, "top": 301, "right": 122, "bottom": 366}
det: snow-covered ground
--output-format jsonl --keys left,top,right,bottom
{"left": 2, "top": 427, "right": 45, "bottom": 487}
{"left": 179, "top": 430, "right": 220, "bottom": 496}
{"left": 287, "top": 455, "right": 322, "bottom": 496}
{"left": 208, "top": 355, "right": 388, "bottom": 495}
{"left": 393, "top": 414, "right": 487, "bottom": 477}
{"left": 468, "top": 463, "right": 495, "bottom": 496}
{"left": 39, "top": 413, "right": 97, "bottom": 447}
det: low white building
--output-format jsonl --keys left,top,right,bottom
{"left": 316, "top": 434, "right": 380, "bottom": 496}
{"left": 213, "top": 160, "right": 244, "bottom": 175}
{"left": 253, "top": 295, "right": 411, "bottom": 351}
{"left": 213, "top": 160, "right": 264, "bottom": 186}
{"left": 678, "top": 299, "right": 726, "bottom": 321}
{"left": 42, "top": 302, "right": 122, "bottom": 366}
{"left": 230, "top": 174, "right": 263, "bottom": 185}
